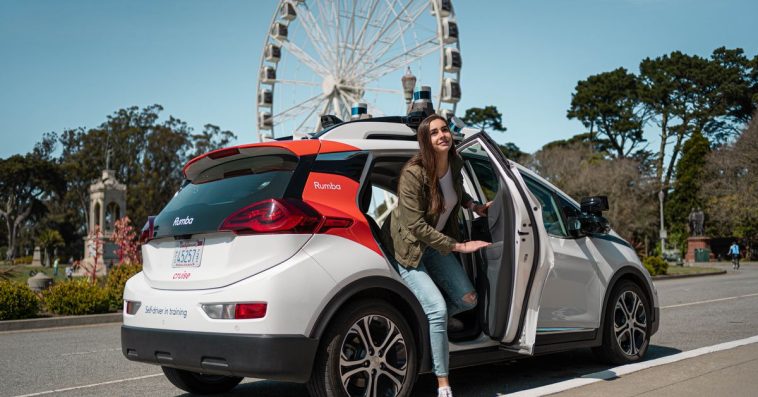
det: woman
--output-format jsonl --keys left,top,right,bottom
{"left": 387, "top": 114, "right": 491, "bottom": 397}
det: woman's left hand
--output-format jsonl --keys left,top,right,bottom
{"left": 472, "top": 201, "right": 492, "bottom": 217}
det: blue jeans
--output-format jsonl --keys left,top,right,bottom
{"left": 394, "top": 247, "right": 477, "bottom": 377}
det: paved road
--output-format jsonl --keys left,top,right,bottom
{"left": 2, "top": 263, "right": 756, "bottom": 397}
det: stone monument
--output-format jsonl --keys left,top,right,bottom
{"left": 78, "top": 153, "right": 126, "bottom": 276}
{"left": 685, "top": 207, "right": 711, "bottom": 263}
{"left": 31, "top": 246, "right": 42, "bottom": 266}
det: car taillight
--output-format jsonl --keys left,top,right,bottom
{"left": 235, "top": 303, "right": 267, "bottom": 319}
{"left": 201, "top": 302, "right": 267, "bottom": 319}
{"left": 219, "top": 198, "right": 351, "bottom": 235}
{"left": 140, "top": 216, "right": 156, "bottom": 244}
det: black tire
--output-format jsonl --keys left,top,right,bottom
{"left": 161, "top": 366, "right": 243, "bottom": 395}
{"left": 594, "top": 280, "right": 651, "bottom": 364}
{"left": 307, "top": 299, "right": 418, "bottom": 397}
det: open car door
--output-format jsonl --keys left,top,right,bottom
{"left": 457, "top": 132, "right": 554, "bottom": 355}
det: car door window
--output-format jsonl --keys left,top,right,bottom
{"left": 367, "top": 185, "right": 397, "bottom": 226}
{"left": 556, "top": 195, "right": 584, "bottom": 237}
{"left": 460, "top": 142, "right": 501, "bottom": 202}
{"left": 522, "top": 176, "right": 569, "bottom": 237}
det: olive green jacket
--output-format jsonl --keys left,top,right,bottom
{"left": 384, "top": 154, "right": 473, "bottom": 268}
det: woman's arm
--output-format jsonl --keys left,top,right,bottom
{"left": 397, "top": 169, "right": 458, "bottom": 254}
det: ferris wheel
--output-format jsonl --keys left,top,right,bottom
{"left": 256, "top": 0, "right": 462, "bottom": 139}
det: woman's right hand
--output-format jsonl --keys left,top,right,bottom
{"left": 453, "top": 240, "right": 491, "bottom": 253}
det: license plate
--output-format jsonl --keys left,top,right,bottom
{"left": 172, "top": 239, "right": 204, "bottom": 268}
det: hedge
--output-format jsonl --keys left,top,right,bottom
{"left": 44, "top": 279, "right": 110, "bottom": 315}
{"left": 0, "top": 281, "right": 40, "bottom": 320}
{"left": 643, "top": 255, "right": 668, "bottom": 276}
{"left": 105, "top": 263, "right": 143, "bottom": 310}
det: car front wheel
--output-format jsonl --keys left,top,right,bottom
{"left": 307, "top": 299, "right": 418, "bottom": 397}
{"left": 161, "top": 366, "right": 243, "bottom": 395}
{"left": 595, "top": 280, "right": 651, "bottom": 364}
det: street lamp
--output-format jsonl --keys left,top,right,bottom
{"left": 401, "top": 67, "right": 417, "bottom": 108}
{"left": 659, "top": 190, "right": 667, "bottom": 254}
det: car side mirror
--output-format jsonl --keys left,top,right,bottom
{"left": 580, "top": 196, "right": 609, "bottom": 216}
{"left": 566, "top": 217, "right": 582, "bottom": 234}
{"left": 579, "top": 196, "right": 610, "bottom": 235}
{"left": 579, "top": 214, "right": 610, "bottom": 235}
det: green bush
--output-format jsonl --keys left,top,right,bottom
{"left": 643, "top": 255, "right": 669, "bottom": 276}
{"left": 0, "top": 281, "right": 40, "bottom": 320}
{"left": 44, "top": 279, "right": 110, "bottom": 315}
{"left": 105, "top": 263, "right": 143, "bottom": 309}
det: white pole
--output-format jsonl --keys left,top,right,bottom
{"left": 659, "top": 190, "right": 666, "bottom": 254}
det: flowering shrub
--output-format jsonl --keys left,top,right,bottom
{"left": 113, "top": 216, "right": 140, "bottom": 264}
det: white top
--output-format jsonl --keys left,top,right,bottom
{"left": 435, "top": 166, "right": 458, "bottom": 231}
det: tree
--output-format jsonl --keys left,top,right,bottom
{"left": 58, "top": 105, "right": 199, "bottom": 233}
{"left": 461, "top": 106, "right": 506, "bottom": 132}
{"left": 567, "top": 68, "right": 649, "bottom": 158}
{"left": 709, "top": 47, "right": 758, "bottom": 130}
{"left": 37, "top": 228, "right": 64, "bottom": 266}
{"left": 665, "top": 131, "right": 710, "bottom": 252}
{"left": 527, "top": 140, "right": 658, "bottom": 252}
{"left": 0, "top": 155, "right": 64, "bottom": 260}
{"left": 700, "top": 114, "right": 758, "bottom": 242}
{"left": 190, "top": 124, "right": 237, "bottom": 159}
{"left": 639, "top": 49, "right": 752, "bottom": 196}
{"left": 497, "top": 142, "right": 525, "bottom": 162}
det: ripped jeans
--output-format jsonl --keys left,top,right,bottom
{"left": 394, "top": 247, "right": 477, "bottom": 377}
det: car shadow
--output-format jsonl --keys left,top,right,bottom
{"left": 175, "top": 345, "right": 684, "bottom": 397}
{"left": 426, "top": 345, "right": 683, "bottom": 396}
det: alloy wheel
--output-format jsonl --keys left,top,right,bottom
{"left": 339, "top": 314, "right": 408, "bottom": 397}
{"left": 613, "top": 290, "right": 648, "bottom": 356}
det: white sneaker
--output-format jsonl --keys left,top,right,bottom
{"left": 438, "top": 386, "right": 453, "bottom": 397}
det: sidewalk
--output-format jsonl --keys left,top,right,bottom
{"left": 0, "top": 312, "right": 122, "bottom": 332}
{"left": 549, "top": 339, "right": 758, "bottom": 396}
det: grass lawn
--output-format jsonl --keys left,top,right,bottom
{"left": 664, "top": 265, "right": 723, "bottom": 276}
{"left": 0, "top": 264, "right": 75, "bottom": 284}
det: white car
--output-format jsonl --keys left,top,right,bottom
{"left": 121, "top": 116, "right": 659, "bottom": 396}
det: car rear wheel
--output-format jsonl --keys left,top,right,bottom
{"left": 307, "top": 299, "right": 417, "bottom": 397}
{"left": 161, "top": 366, "right": 243, "bottom": 395}
{"left": 594, "top": 280, "right": 651, "bottom": 364}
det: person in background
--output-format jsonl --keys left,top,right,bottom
{"left": 53, "top": 257, "right": 59, "bottom": 276}
{"left": 385, "top": 114, "right": 491, "bottom": 397}
{"left": 729, "top": 241, "right": 741, "bottom": 270}
{"left": 65, "top": 265, "right": 73, "bottom": 280}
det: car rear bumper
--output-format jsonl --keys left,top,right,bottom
{"left": 121, "top": 325, "right": 318, "bottom": 383}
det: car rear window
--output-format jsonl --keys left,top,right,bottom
{"left": 152, "top": 154, "right": 298, "bottom": 238}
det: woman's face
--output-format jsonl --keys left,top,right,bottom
{"left": 428, "top": 118, "right": 452, "bottom": 156}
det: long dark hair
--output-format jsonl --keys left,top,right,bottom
{"left": 404, "top": 114, "right": 454, "bottom": 215}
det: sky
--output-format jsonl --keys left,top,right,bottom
{"left": 1, "top": 0, "right": 757, "bottom": 159}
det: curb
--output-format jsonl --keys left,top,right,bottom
{"left": 653, "top": 269, "right": 727, "bottom": 280}
{"left": 0, "top": 312, "right": 122, "bottom": 332}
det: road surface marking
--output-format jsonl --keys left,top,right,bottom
{"left": 662, "top": 292, "right": 758, "bottom": 309}
{"left": 12, "top": 373, "right": 163, "bottom": 397}
{"left": 61, "top": 348, "right": 121, "bottom": 357}
{"left": 505, "top": 334, "right": 758, "bottom": 396}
